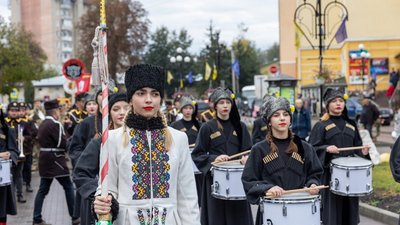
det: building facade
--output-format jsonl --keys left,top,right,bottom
{"left": 279, "top": 0, "right": 400, "bottom": 92}
{"left": 10, "top": 0, "right": 89, "bottom": 71}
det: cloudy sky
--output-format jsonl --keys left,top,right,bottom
{"left": 0, "top": 0, "right": 279, "bottom": 52}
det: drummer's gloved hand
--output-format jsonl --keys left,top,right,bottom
{"left": 240, "top": 155, "right": 248, "bottom": 165}
{"left": 326, "top": 145, "right": 339, "bottom": 154}
{"left": 362, "top": 145, "right": 370, "bottom": 155}
{"left": 0, "top": 151, "right": 10, "bottom": 160}
{"left": 307, "top": 184, "right": 319, "bottom": 195}
{"left": 215, "top": 154, "right": 229, "bottom": 163}
{"left": 266, "top": 186, "right": 284, "bottom": 197}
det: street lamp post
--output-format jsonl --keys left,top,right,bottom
{"left": 294, "top": 0, "right": 349, "bottom": 75}
{"left": 206, "top": 27, "right": 226, "bottom": 89}
{"left": 170, "top": 47, "right": 190, "bottom": 92}
{"left": 351, "top": 44, "right": 370, "bottom": 96}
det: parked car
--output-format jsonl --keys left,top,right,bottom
{"left": 346, "top": 97, "right": 363, "bottom": 122}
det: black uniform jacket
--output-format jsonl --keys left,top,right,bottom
{"left": 191, "top": 118, "right": 253, "bottom": 225}
{"left": 0, "top": 124, "right": 18, "bottom": 217}
{"left": 38, "top": 116, "right": 69, "bottom": 178}
{"left": 252, "top": 117, "right": 268, "bottom": 144}
{"left": 309, "top": 117, "right": 369, "bottom": 225}
{"left": 73, "top": 138, "right": 101, "bottom": 225}
{"left": 170, "top": 119, "right": 200, "bottom": 145}
{"left": 69, "top": 114, "right": 102, "bottom": 167}
{"left": 242, "top": 136, "right": 323, "bottom": 204}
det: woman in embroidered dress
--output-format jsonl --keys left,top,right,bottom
{"left": 191, "top": 87, "right": 253, "bottom": 225}
{"left": 93, "top": 64, "right": 200, "bottom": 225}
{"left": 73, "top": 92, "right": 129, "bottom": 225}
{"left": 309, "top": 88, "right": 370, "bottom": 225}
{"left": 241, "top": 96, "right": 323, "bottom": 225}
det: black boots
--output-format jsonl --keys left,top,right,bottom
{"left": 17, "top": 195, "right": 26, "bottom": 203}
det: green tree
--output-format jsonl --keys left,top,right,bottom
{"left": 143, "top": 27, "right": 196, "bottom": 97}
{"left": 258, "top": 42, "right": 280, "bottom": 66}
{"left": 232, "top": 38, "right": 261, "bottom": 89}
{"left": 76, "top": 0, "right": 150, "bottom": 81}
{"left": 0, "top": 21, "right": 48, "bottom": 96}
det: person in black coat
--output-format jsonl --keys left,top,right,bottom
{"left": 291, "top": 98, "right": 311, "bottom": 140}
{"left": 191, "top": 87, "right": 253, "bottom": 225}
{"left": 73, "top": 93, "right": 129, "bottom": 225}
{"left": 309, "top": 88, "right": 370, "bottom": 225}
{"left": 33, "top": 100, "right": 78, "bottom": 225}
{"left": 242, "top": 96, "right": 323, "bottom": 225}
{"left": 170, "top": 96, "right": 202, "bottom": 206}
{"left": 0, "top": 107, "right": 19, "bottom": 225}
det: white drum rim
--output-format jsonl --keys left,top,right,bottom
{"left": 330, "top": 189, "right": 373, "bottom": 197}
{"left": 262, "top": 195, "right": 320, "bottom": 203}
{"left": 331, "top": 157, "right": 372, "bottom": 167}
{"left": 331, "top": 164, "right": 372, "bottom": 170}
{"left": 212, "top": 162, "right": 244, "bottom": 170}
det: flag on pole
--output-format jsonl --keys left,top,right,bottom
{"left": 335, "top": 16, "right": 348, "bottom": 44}
{"left": 212, "top": 64, "right": 218, "bottom": 80}
{"left": 204, "top": 62, "right": 212, "bottom": 81}
{"left": 187, "top": 71, "right": 193, "bottom": 84}
{"left": 167, "top": 70, "right": 174, "bottom": 84}
{"left": 231, "top": 59, "right": 240, "bottom": 78}
{"left": 180, "top": 79, "right": 184, "bottom": 88}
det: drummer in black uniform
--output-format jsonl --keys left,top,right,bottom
{"left": 5, "top": 102, "right": 27, "bottom": 203}
{"left": 32, "top": 99, "right": 78, "bottom": 225}
{"left": 241, "top": 96, "right": 323, "bottom": 225}
{"left": 0, "top": 106, "right": 18, "bottom": 225}
{"left": 252, "top": 95, "right": 271, "bottom": 144}
{"left": 191, "top": 87, "right": 253, "bottom": 225}
{"left": 390, "top": 135, "right": 400, "bottom": 225}
{"left": 170, "top": 96, "right": 202, "bottom": 206}
{"left": 309, "top": 88, "right": 370, "bottom": 225}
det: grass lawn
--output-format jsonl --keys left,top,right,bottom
{"left": 361, "top": 162, "right": 400, "bottom": 214}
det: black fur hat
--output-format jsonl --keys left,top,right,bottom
{"left": 44, "top": 99, "right": 60, "bottom": 111}
{"left": 323, "top": 88, "right": 345, "bottom": 105}
{"left": 262, "top": 96, "right": 292, "bottom": 123}
{"left": 125, "top": 64, "right": 165, "bottom": 101}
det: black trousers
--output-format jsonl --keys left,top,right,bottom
{"left": 23, "top": 154, "right": 33, "bottom": 186}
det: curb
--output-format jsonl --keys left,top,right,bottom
{"left": 360, "top": 202, "right": 399, "bottom": 225}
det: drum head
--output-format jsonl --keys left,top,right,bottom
{"left": 213, "top": 161, "right": 244, "bottom": 169}
{"left": 331, "top": 157, "right": 372, "bottom": 167}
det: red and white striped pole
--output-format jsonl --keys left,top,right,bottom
{"left": 96, "top": 0, "right": 111, "bottom": 224}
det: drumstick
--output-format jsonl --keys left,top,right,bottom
{"left": 228, "top": 150, "right": 251, "bottom": 160}
{"left": 337, "top": 146, "right": 364, "bottom": 151}
{"left": 211, "top": 159, "right": 242, "bottom": 166}
{"left": 189, "top": 144, "right": 196, "bottom": 148}
{"left": 265, "top": 185, "right": 329, "bottom": 197}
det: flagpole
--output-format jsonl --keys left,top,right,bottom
{"left": 230, "top": 49, "right": 236, "bottom": 93}
{"left": 94, "top": 0, "right": 112, "bottom": 224}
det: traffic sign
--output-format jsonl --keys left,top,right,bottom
{"left": 270, "top": 65, "right": 278, "bottom": 74}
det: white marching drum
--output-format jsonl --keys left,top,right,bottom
{"left": 261, "top": 194, "right": 321, "bottom": 225}
{"left": 330, "top": 157, "right": 373, "bottom": 196}
{"left": 211, "top": 161, "right": 245, "bottom": 200}
{"left": 0, "top": 159, "right": 12, "bottom": 186}
{"left": 189, "top": 148, "right": 201, "bottom": 174}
